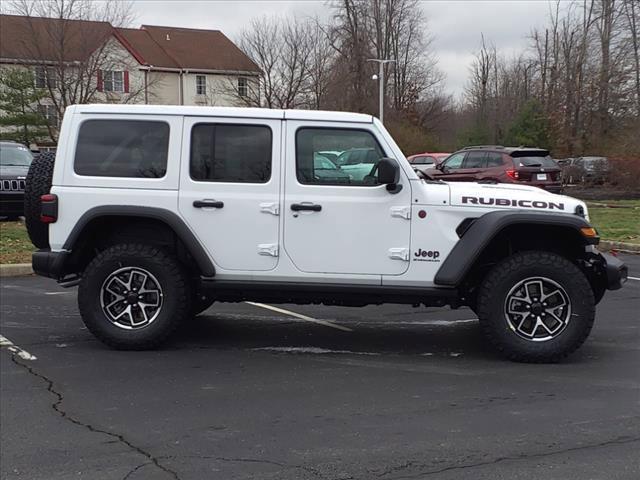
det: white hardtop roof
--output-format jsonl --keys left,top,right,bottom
{"left": 70, "top": 104, "right": 374, "bottom": 123}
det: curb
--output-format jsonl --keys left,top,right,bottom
{"left": 599, "top": 240, "right": 640, "bottom": 254}
{"left": 0, "top": 263, "right": 33, "bottom": 277}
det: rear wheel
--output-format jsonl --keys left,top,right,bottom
{"left": 78, "top": 243, "right": 192, "bottom": 350}
{"left": 477, "top": 251, "right": 595, "bottom": 363}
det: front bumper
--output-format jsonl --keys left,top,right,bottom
{"left": 0, "top": 191, "right": 25, "bottom": 216}
{"left": 600, "top": 252, "right": 628, "bottom": 290}
{"left": 32, "top": 249, "right": 70, "bottom": 280}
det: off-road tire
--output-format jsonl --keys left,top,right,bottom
{"left": 78, "top": 243, "right": 192, "bottom": 350}
{"left": 24, "top": 151, "right": 56, "bottom": 249}
{"left": 477, "top": 251, "right": 595, "bottom": 363}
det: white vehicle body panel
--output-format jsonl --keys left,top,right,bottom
{"left": 282, "top": 119, "right": 412, "bottom": 276}
{"left": 177, "top": 116, "right": 282, "bottom": 272}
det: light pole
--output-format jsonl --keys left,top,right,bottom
{"left": 368, "top": 58, "right": 395, "bottom": 124}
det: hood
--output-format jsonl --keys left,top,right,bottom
{"left": 446, "top": 182, "right": 587, "bottom": 217}
{"left": 0, "top": 165, "right": 29, "bottom": 178}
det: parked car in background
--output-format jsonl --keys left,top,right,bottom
{"left": 558, "top": 156, "right": 610, "bottom": 185}
{"left": 334, "top": 147, "right": 380, "bottom": 182}
{"left": 427, "top": 146, "right": 562, "bottom": 193}
{"left": 407, "top": 152, "right": 451, "bottom": 174}
{"left": 313, "top": 153, "right": 351, "bottom": 183}
{"left": 317, "top": 151, "right": 342, "bottom": 164}
{"left": 572, "top": 156, "right": 611, "bottom": 184}
{"left": 0, "top": 141, "right": 34, "bottom": 219}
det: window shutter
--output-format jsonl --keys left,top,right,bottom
{"left": 97, "top": 70, "right": 103, "bottom": 92}
{"left": 124, "top": 71, "right": 129, "bottom": 93}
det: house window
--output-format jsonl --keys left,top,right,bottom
{"left": 34, "top": 66, "right": 56, "bottom": 89}
{"left": 103, "top": 71, "right": 124, "bottom": 93}
{"left": 237, "top": 77, "right": 248, "bottom": 97}
{"left": 196, "top": 75, "right": 206, "bottom": 95}
{"left": 37, "top": 104, "right": 58, "bottom": 127}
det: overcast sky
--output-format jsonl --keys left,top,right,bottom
{"left": 130, "top": 0, "right": 555, "bottom": 98}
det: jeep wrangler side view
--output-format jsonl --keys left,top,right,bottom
{"left": 27, "top": 105, "right": 627, "bottom": 362}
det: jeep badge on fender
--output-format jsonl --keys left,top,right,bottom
{"left": 28, "top": 104, "right": 627, "bottom": 362}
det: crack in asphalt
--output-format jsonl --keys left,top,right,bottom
{"left": 375, "top": 435, "right": 640, "bottom": 479}
{"left": 158, "top": 454, "right": 328, "bottom": 479}
{"left": 122, "top": 462, "right": 152, "bottom": 480}
{"left": 10, "top": 355, "right": 180, "bottom": 480}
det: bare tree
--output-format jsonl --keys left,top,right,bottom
{"left": 305, "top": 19, "right": 335, "bottom": 109}
{"left": 329, "top": 0, "right": 442, "bottom": 113}
{"left": 465, "top": 34, "right": 496, "bottom": 126}
{"left": 8, "top": 0, "right": 138, "bottom": 141}
{"left": 621, "top": 0, "right": 640, "bottom": 115}
{"left": 230, "top": 16, "right": 314, "bottom": 109}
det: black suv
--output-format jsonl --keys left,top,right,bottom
{"left": 428, "top": 146, "right": 563, "bottom": 193}
{"left": 0, "top": 141, "right": 34, "bottom": 219}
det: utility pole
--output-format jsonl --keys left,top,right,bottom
{"left": 367, "top": 58, "right": 395, "bottom": 124}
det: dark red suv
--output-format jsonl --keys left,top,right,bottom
{"left": 427, "top": 146, "right": 562, "bottom": 193}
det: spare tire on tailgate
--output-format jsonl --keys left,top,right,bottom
{"left": 24, "top": 151, "right": 56, "bottom": 249}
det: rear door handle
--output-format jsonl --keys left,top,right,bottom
{"left": 290, "top": 203, "right": 322, "bottom": 212}
{"left": 193, "top": 200, "right": 224, "bottom": 209}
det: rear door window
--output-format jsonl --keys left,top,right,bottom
{"left": 74, "top": 120, "right": 169, "bottom": 177}
{"left": 462, "top": 151, "right": 486, "bottom": 168}
{"left": 190, "top": 124, "right": 272, "bottom": 183}
{"left": 486, "top": 152, "right": 504, "bottom": 167}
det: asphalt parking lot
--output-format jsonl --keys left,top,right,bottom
{"left": 1, "top": 254, "right": 639, "bottom": 480}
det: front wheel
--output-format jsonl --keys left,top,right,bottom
{"left": 78, "top": 244, "right": 192, "bottom": 350}
{"left": 477, "top": 251, "right": 595, "bottom": 363}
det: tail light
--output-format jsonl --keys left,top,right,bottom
{"left": 506, "top": 169, "right": 519, "bottom": 180}
{"left": 40, "top": 194, "right": 58, "bottom": 223}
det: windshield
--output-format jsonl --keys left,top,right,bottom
{"left": 0, "top": 145, "right": 33, "bottom": 167}
{"left": 513, "top": 155, "right": 558, "bottom": 168}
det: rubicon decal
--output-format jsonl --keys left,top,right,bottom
{"left": 462, "top": 196, "right": 565, "bottom": 210}
{"left": 413, "top": 249, "right": 441, "bottom": 262}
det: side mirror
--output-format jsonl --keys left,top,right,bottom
{"left": 377, "top": 157, "right": 403, "bottom": 194}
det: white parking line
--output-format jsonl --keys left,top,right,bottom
{"left": 245, "top": 302, "right": 353, "bottom": 332}
{"left": 0, "top": 335, "right": 37, "bottom": 361}
{"left": 628, "top": 276, "right": 640, "bottom": 281}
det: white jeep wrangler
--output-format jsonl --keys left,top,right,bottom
{"left": 27, "top": 105, "right": 627, "bottom": 362}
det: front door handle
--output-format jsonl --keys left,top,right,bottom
{"left": 193, "top": 200, "right": 224, "bottom": 209}
{"left": 290, "top": 203, "right": 322, "bottom": 212}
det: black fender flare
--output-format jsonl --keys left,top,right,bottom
{"left": 434, "top": 210, "right": 596, "bottom": 286}
{"left": 63, "top": 205, "right": 216, "bottom": 277}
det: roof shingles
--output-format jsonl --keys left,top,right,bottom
{"left": 0, "top": 14, "right": 260, "bottom": 74}
{"left": 140, "top": 25, "right": 260, "bottom": 73}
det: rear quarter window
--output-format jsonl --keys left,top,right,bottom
{"left": 74, "top": 120, "right": 169, "bottom": 178}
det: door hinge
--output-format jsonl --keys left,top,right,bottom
{"left": 390, "top": 206, "right": 411, "bottom": 220}
{"left": 388, "top": 247, "right": 410, "bottom": 261}
{"left": 260, "top": 202, "right": 280, "bottom": 215}
{"left": 258, "top": 243, "right": 279, "bottom": 257}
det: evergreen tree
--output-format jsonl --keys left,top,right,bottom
{"left": 504, "top": 100, "right": 550, "bottom": 149}
{"left": 0, "top": 69, "right": 49, "bottom": 146}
